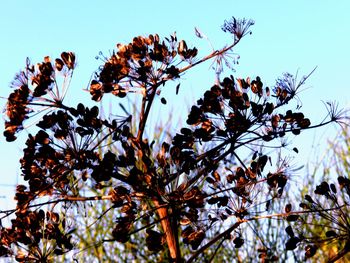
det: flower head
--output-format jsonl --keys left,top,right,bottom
{"left": 3, "top": 53, "right": 75, "bottom": 141}
{"left": 221, "top": 17, "right": 255, "bottom": 41}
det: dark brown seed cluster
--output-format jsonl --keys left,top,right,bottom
{"left": 90, "top": 34, "right": 197, "bottom": 101}
{"left": 283, "top": 177, "right": 350, "bottom": 260}
{"left": 0, "top": 190, "right": 73, "bottom": 261}
{"left": 4, "top": 52, "right": 76, "bottom": 142}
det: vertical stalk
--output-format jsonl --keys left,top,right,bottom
{"left": 152, "top": 198, "right": 181, "bottom": 262}
{"left": 137, "top": 82, "right": 161, "bottom": 142}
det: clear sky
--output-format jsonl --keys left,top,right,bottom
{"left": 0, "top": 1, "right": 349, "bottom": 211}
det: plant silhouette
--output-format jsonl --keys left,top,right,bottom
{"left": 0, "top": 17, "right": 347, "bottom": 262}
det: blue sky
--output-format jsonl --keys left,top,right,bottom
{"left": 0, "top": 1, "right": 349, "bottom": 210}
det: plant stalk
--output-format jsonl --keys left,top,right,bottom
{"left": 153, "top": 198, "right": 181, "bottom": 262}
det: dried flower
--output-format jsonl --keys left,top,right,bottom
{"left": 221, "top": 17, "right": 255, "bottom": 41}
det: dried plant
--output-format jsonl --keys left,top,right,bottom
{"left": 0, "top": 17, "right": 345, "bottom": 262}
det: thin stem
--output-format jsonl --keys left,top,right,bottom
{"left": 187, "top": 221, "right": 243, "bottom": 263}
{"left": 328, "top": 242, "right": 350, "bottom": 263}
{"left": 178, "top": 39, "right": 240, "bottom": 75}
{"left": 208, "top": 237, "right": 225, "bottom": 263}
{"left": 136, "top": 39, "right": 242, "bottom": 142}
{"left": 136, "top": 81, "right": 162, "bottom": 141}
{"left": 187, "top": 205, "right": 350, "bottom": 263}
{"left": 0, "top": 194, "right": 114, "bottom": 217}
